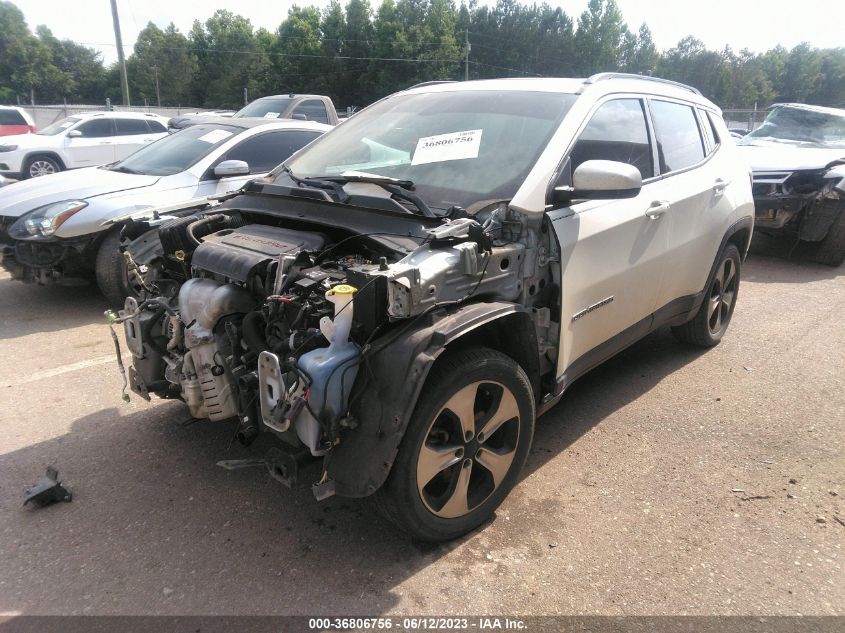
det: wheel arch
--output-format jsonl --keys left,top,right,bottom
{"left": 726, "top": 216, "right": 753, "bottom": 261}
{"left": 677, "top": 216, "right": 753, "bottom": 327}
{"left": 328, "top": 301, "right": 541, "bottom": 498}
{"left": 22, "top": 151, "right": 67, "bottom": 172}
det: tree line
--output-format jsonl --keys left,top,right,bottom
{"left": 1, "top": 0, "right": 844, "bottom": 111}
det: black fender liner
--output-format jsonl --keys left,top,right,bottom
{"left": 328, "top": 301, "right": 538, "bottom": 498}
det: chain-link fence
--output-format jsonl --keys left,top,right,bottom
{"left": 18, "top": 104, "right": 213, "bottom": 130}
{"left": 722, "top": 109, "right": 768, "bottom": 133}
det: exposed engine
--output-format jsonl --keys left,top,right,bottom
{"left": 115, "top": 203, "right": 560, "bottom": 495}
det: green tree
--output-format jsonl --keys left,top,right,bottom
{"left": 190, "top": 10, "right": 262, "bottom": 108}
{"left": 274, "top": 6, "right": 323, "bottom": 95}
{"left": 129, "top": 23, "right": 197, "bottom": 106}
{"left": 573, "top": 0, "right": 627, "bottom": 74}
{"left": 781, "top": 43, "right": 823, "bottom": 102}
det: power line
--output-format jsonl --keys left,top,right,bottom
{"left": 79, "top": 42, "right": 463, "bottom": 64}
{"left": 470, "top": 60, "right": 543, "bottom": 77}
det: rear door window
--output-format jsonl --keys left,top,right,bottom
{"left": 292, "top": 100, "right": 330, "bottom": 124}
{"left": 649, "top": 100, "right": 706, "bottom": 173}
{"left": 115, "top": 118, "right": 151, "bottom": 136}
{"left": 569, "top": 98, "right": 654, "bottom": 180}
{"left": 146, "top": 120, "right": 168, "bottom": 133}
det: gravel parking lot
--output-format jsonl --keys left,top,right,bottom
{"left": 0, "top": 241, "right": 842, "bottom": 617}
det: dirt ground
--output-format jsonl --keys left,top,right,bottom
{"left": 0, "top": 239, "right": 842, "bottom": 617}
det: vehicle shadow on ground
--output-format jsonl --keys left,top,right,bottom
{"left": 0, "top": 274, "right": 109, "bottom": 340}
{"left": 745, "top": 235, "right": 843, "bottom": 283}
{"left": 0, "top": 327, "right": 706, "bottom": 616}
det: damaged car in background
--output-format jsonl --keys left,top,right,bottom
{"left": 0, "top": 119, "right": 330, "bottom": 304}
{"left": 737, "top": 103, "right": 845, "bottom": 265}
{"left": 114, "top": 75, "right": 753, "bottom": 541}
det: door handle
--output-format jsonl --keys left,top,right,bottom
{"left": 713, "top": 178, "right": 730, "bottom": 195}
{"left": 645, "top": 200, "right": 670, "bottom": 220}
{"left": 98, "top": 141, "right": 111, "bottom": 145}
{"left": 143, "top": 138, "right": 154, "bottom": 142}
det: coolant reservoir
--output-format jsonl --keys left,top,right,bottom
{"left": 296, "top": 285, "right": 360, "bottom": 451}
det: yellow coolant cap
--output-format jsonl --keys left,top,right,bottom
{"left": 328, "top": 284, "right": 357, "bottom": 295}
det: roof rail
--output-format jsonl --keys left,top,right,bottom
{"left": 584, "top": 72, "right": 701, "bottom": 96}
{"left": 407, "top": 81, "right": 457, "bottom": 90}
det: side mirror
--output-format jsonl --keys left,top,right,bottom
{"left": 553, "top": 160, "right": 642, "bottom": 203}
{"left": 67, "top": 129, "right": 82, "bottom": 138}
{"left": 291, "top": 113, "right": 308, "bottom": 121}
{"left": 213, "top": 160, "right": 250, "bottom": 178}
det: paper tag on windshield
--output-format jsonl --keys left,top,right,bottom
{"left": 197, "top": 129, "right": 233, "bottom": 144}
{"left": 411, "top": 129, "right": 482, "bottom": 166}
{"left": 60, "top": 121, "right": 74, "bottom": 129}
{"left": 263, "top": 112, "right": 280, "bottom": 119}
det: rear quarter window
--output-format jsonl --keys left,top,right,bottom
{"left": 650, "top": 100, "right": 706, "bottom": 173}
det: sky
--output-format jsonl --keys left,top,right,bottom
{"left": 12, "top": 0, "right": 842, "bottom": 65}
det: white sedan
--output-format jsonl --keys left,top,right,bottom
{"left": 0, "top": 118, "right": 331, "bottom": 303}
{"left": 0, "top": 111, "right": 170, "bottom": 180}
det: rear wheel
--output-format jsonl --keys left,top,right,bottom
{"left": 672, "top": 244, "right": 741, "bottom": 347}
{"left": 24, "top": 155, "right": 62, "bottom": 179}
{"left": 372, "top": 347, "right": 535, "bottom": 541}
{"left": 813, "top": 211, "right": 845, "bottom": 267}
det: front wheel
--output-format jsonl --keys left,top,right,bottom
{"left": 95, "top": 228, "right": 139, "bottom": 307}
{"left": 813, "top": 211, "right": 845, "bottom": 267}
{"left": 672, "top": 244, "right": 741, "bottom": 347}
{"left": 24, "top": 155, "right": 62, "bottom": 179}
{"left": 372, "top": 347, "right": 535, "bottom": 541}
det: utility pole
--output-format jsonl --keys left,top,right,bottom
{"left": 110, "top": 0, "right": 131, "bottom": 107}
{"left": 152, "top": 65, "right": 161, "bottom": 107}
{"left": 464, "top": 29, "right": 470, "bottom": 81}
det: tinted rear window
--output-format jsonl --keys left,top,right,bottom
{"left": 0, "top": 110, "right": 26, "bottom": 125}
{"left": 293, "top": 100, "right": 330, "bottom": 124}
{"left": 224, "top": 130, "right": 323, "bottom": 173}
{"left": 650, "top": 100, "right": 706, "bottom": 173}
{"left": 115, "top": 118, "right": 150, "bottom": 135}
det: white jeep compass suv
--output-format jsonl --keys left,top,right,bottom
{"left": 116, "top": 74, "right": 754, "bottom": 541}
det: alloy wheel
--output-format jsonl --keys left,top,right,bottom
{"left": 416, "top": 380, "right": 521, "bottom": 519}
{"left": 707, "top": 257, "right": 737, "bottom": 335}
{"left": 29, "top": 160, "right": 57, "bottom": 178}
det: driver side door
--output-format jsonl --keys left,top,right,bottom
{"left": 549, "top": 97, "right": 671, "bottom": 381}
{"left": 194, "top": 129, "right": 325, "bottom": 198}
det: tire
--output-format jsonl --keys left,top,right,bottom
{"left": 672, "top": 244, "right": 741, "bottom": 347}
{"left": 95, "top": 228, "right": 136, "bottom": 307}
{"left": 372, "top": 347, "right": 535, "bottom": 541}
{"left": 23, "top": 155, "right": 62, "bottom": 179}
{"left": 813, "top": 211, "right": 845, "bottom": 267}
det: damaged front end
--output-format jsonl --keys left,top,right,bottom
{"left": 751, "top": 163, "right": 845, "bottom": 241}
{"left": 0, "top": 202, "right": 98, "bottom": 285}
{"left": 0, "top": 231, "right": 98, "bottom": 285}
{"left": 115, "top": 197, "right": 559, "bottom": 500}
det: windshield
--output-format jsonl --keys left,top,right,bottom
{"left": 281, "top": 90, "right": 576, "bottom": 210}
{"left": 740, "top": 106, "right": 845, "bottom": 149}
{"left": 235, "top": 97, "right": 295, "bottom": 119}
{"left": 110, "top": 124, "right": 239, "bottom": 176}
{"left": 37, "top": 117, "right": 81, "bottom": 136}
